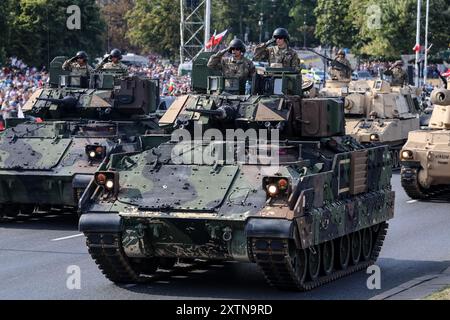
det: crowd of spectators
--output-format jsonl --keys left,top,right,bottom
{"left": 128, "top": 54, "right": 191, "bottom": 96}
{"left": 0, "top": 57, "right": 48, "bottom": 120}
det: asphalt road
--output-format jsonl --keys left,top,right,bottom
{"left": 0, "top": 173, "right": 449, "bottom": 300}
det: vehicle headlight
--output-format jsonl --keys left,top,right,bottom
{"left": 94, "top": 171, "right": 119, "bottom": 195}
{"left": 370, "top": 134, "right": 379, "bottom": 141}
{"left": 400, "top": 150, "right": 413, "bottom": 160}
{"left": 85, "top": 145, "right": 106, "bottom": 161}
{"left": 263, "top": 177, "right": 290, "bottom": 198}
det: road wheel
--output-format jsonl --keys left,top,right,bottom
{"left": 291, "top": 248, "right": 307, "bottom": 285}
{"left": 322, "top": 241, "right": 334, "bottom": 276}
{"left": 336, "top": 235, "right": 350, "bottom": 270}
{"left": 308, "top": 245, "right": 321, "bottom": 281}
{"left": 361, "top": 228, "right": 373, "bottom": 261}
{"left": 351, "top": 231, "right": 362, "bottom": 265}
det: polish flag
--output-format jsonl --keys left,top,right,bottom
{"left": 412, "top": 43, "right": 421, "bottom": 53}
{"left": 442, "top": 69, "right": 450, "bottom": 77}
{"left": 206, "top": 29, "right": 228, "bottom": 49}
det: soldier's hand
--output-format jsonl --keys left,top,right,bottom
{"left": 102, "top": 55, "right": 111, "bottom": 62}
{"left": 265, "top": 38, "right": 276, "bottom": 47}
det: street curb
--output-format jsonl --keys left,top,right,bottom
{"left": 370, "top": 267, "right": 450, "bottom": 300}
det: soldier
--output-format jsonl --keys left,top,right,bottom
{"left": 384, "top": 60, "right": 408, "bottom": 87}
{"left": 253, "top": 28, "right": 300, "bottom": 69}
{"left": 329, "top": 49, "right": 352, "bottom": 81}
{"left": 62, "top": 51, "right": 93, "bottom": 76}
{"left": 96, "top": 49, "right": 128, "bottom": 75}
{"left": 207, "top": 39, "right": 255, "bottom": 82}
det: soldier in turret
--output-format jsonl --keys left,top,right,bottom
{"left": 384, "top": 60, "right": 408, "bottom": 87}
{"left": 62, "top": 51, "right": 93, "bottom": 76}
{"left": 254, "top": 28, "right": 300, "bottom": 69}
{"left": 96, "top": 49, "right": 128, "bottom": 75}
{"left": 207, "top": 38, "right": 255, "bottom": 82}
{"left": 329, "top": 49, "right": 352, "bottom": 81}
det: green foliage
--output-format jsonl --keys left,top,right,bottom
{"left": 314, "top": 0, "right": 356, "bottom": 48}
{"left": 5, "top": 0, "right": 105, "bottom": 67}
{"left": 126, "top": 0, "right": 180, "bottom": 58}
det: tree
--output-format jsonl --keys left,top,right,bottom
{"left": 7, "top": 0, "right": 106, "bottom": 67}
{"left": 126, "top": 0, "right": 180, "bottom": 58}
{"left": 289, "top": 0, "right": 319, "bottom": 47}
{"left": 314, "top": 0, "right": 356, "bottom": 48}
{"left": 99, "top": 0, "right": 136, "bottom": 53}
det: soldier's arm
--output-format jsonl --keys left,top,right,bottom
{"left": 62, "top": 59, "right": 74, "bottom": 71}
{"left": 291, "top": 53, "right": 300, "bottom": 70}
{"left": 207, "top": 49, "right": 228, "bottom": 71}
{"left": 253, "top": 43, "right": 270, "bottom": 61}
{"left": 248, "top": 60, "right": 256, "bottom": 78}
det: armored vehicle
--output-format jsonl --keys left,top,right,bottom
{"left": 319, "top": 79, "right": 421, "bottom": 168}
{"left": 0, "top": 57, "right": 160, "bottom": 219}
{"left": 401, "top": 87, "right": 450, "bottom": 199}
{"left": 79, "top": 53, "right": 394, "bottom": 290}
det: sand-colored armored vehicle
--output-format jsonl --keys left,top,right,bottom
{"left": 319, "top": 79, "right": 421, "bottom": 168}
{"left": 79, "top": 52, "right": 394, "bottom": 291}
{"left": 0, "top": 57, "right": 160, "bottom": 219}
{"left": 400, "top": 88, "right": 450, "bottom": 199}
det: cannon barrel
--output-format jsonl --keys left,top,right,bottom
{"left": 36, "top": 96, "right": 78, "bottom": 108}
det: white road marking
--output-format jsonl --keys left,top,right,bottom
{"left": 51, "top": 233, "right": 84, "bottom": 241}
{"left": 407, "top": 199, "right": 418, "bottom": 204}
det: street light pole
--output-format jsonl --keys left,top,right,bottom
{"left": 415, "top": 0, "right": 421, "bottom": 87}
{"left": 424, "top": 0, "right": 430, "bottom": 85}
{"left": 303, "top": 13, "right": 306, "bottom": 48}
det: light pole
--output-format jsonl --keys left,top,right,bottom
{"left": 303, "top": 13, "right": 306, "bottom": 48}
{"left": 423, "top": 0, "right": 430, "bottom": 85}
{"left": 414, "top": 0, "right": 421, "bottom": 87}
{"left": 259, "top": 13, "right": 264, "bottom": 43}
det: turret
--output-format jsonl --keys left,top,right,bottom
{"left": 21, "top": 57, "right": 160, "bottom": 121}
{"left": 428, "top": 88, "right": 450, "bottom": 129}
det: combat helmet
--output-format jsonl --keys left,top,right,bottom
{"left": 272, "top": 28, "right": 290, "bottom": 41}
{"left": 228, "top": 39, "right": 246, "bottom": 53}
{"left": 76, "top": 51, "right": 88, "bottom": 61}
{"left": 110, "top": 48, "right": 122, "bottom": 59}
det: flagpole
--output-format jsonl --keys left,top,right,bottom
{"left": 423, "top": 0, "right": 429, "bottom": 85}
{"left": 205, "top": 0, "right": 211, "bottom": 52}
{"left": 415, "top": 0, "right": 421, "bottom": 87}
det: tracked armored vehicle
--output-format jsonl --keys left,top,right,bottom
{"left": 79, "top": 52, "right": 394, "bottom": 291}
{"left": 401, "top": 87, "right": 450, "bottom": 200}
{"left": 0, "top": 57, "right": 160, "bottom": 219}
{"left": 320, "top": 79, "right": 421, "bottom": 168}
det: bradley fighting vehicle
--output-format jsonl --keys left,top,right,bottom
{"left": 400, "top": 87, "right": 450, "bottom": 200}
{"left": 79, "top": 52, "right": 394, "bottom": 290}
{"left": 320, "top": 79, "right": 421, "bottom": 168}
{"left": 0, "top": 57, "right": 160, "bottom": 219}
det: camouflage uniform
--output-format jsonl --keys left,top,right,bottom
{"left": 62, "top": 60, "right": 93, "bottom": 76}
{"left": 329, "top": 56, "right": 352, "bottom": 81}
{"left": 97, "top": 61, "right": 129, "bottom": 75}
{"left": 384, "top": 66, "right": 408, "bottom": 87}
{"left": 207, "top": 51, "right": 256, "bottom": 80}
{"left": 253, "top": 44, "right": 300, "bottom": 69}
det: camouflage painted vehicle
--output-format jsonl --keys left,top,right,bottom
{"left": 0, "top": 57, "right": 160, "bottom": 219}
{"left": 401, "top": 87, "right": 450, "bottom": 199}
{"left": 79, "top": 53, "right": 394, "bottom": 291}
{"left": 320, "top": 79, "right": 421, "bottom": 168}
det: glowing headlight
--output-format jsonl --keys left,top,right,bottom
{"left": 401, "top": 150, "right": 413, "bottom": 160}
{"left": 370, "top": 134, "right": 379, "bottom": 141}
{"left": 89, "top": 151, "right": 96, "bottom": 158}
{"left": 267, "top": 184, "right": 278, "bottom": 196}
{"left": 105, "top": 180, "right": 114, "bottom": 190}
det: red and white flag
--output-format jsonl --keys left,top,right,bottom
{"left": 412, "top": 43, "right": 421, "bottom": 53}
{"left": 442, "top": 69, "right": 450, "bottom": 78}
{"left": 206, "top": 29, "right": 228, "bottom": 49}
